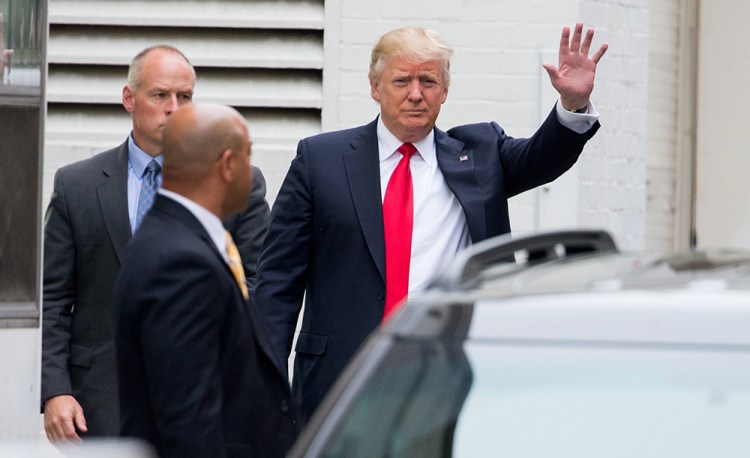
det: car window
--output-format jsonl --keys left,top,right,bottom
{"left": 321, "top": 339, "right": 472, "bottom": 458}
{"left": 318, "top": 339, "right": 750, "bottom": 458}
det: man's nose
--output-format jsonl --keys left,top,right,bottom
{"left": 407, "top": 80, "right": 423, "bottom": 101}
{"left": 165, "top": 94, "right": 179, "bottom": 114}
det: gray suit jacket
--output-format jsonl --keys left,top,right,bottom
{"left": 41, "top": 139, "right": 270, "bottom": 436}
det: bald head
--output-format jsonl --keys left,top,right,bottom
{"left": 162, "top": 104, "right": 246, "bottom": 176}
{"left": 161, "top": 103, "right": 253, "bottom": 218}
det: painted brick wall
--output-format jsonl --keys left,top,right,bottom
{"left": 577, "top": 0, "right": 650, "bottom": 250}
{"left": 326, "top": 0, "right": 653, "bottom": 249}
{"left": 644, "top": 0, "right": 681, "bottom": 252}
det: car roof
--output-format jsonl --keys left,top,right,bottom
{"left": 429, "top": 229, "right": 750, "bottom": 295}
{"left": 389, "top": 230, "right": 750, "bottom": 346}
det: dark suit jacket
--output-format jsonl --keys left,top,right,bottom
{"left": 41, "top": 139, "right": 269, "bottom": 435}
{"left": 113, "top": 196, "right": 298, "bottom": 458}
{"left": 255, "top": 108, "right": 600, "bottom": 420}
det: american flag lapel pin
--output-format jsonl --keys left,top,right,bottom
{"left": 459, "top": 154, "right": 469, "bottom": 162}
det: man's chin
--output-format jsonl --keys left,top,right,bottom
{"left": 404, "top": 120, "right": 433, "bottom": 132}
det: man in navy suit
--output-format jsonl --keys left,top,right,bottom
{"left": 114, "top": 103, "right": 298, "bottom": 457}
{"left": 255, "top": 23, "right": 608, "bottom": 421}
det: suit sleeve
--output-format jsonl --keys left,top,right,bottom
{"left": 485, "top": 106, "right": 599, "bottom": 198}
{"left": 41, "top": 169, "right": 76, "bottom": 406}
{"left": 224, "top": 166, "right": 270, "bottom": 298}
{"left": 254, "top": 141, "right": 314, "bottom": 373}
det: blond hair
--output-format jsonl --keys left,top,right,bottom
{"left": 369, "top": 27, "right": 453, "bottom": 87}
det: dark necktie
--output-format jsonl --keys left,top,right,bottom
{"left": 382, "top": 143, "right": 417, "bottom": 321}
{"left": 135, "top": 160, "right": 160, "bottom": 231}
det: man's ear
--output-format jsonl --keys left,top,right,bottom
{"left": 122, "top": 85, "right": 135, "bottom": 113}
{"left": 218, "top": 149, "right": 234, "bottom": 182}
{"left": 370, "top": 78, "right": 381, "bottom": 102}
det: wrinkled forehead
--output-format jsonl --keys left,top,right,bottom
{"left": 376, "top": 57, "right": 447, "bottom": 86}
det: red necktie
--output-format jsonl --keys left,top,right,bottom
{"left": 383, "top": 143, "right": 417, "bottom": 321}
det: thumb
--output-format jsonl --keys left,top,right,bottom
{"left": 74, "top": 406, "right": 88, "bottom": 432}
{"left": 542, "top": 63, "right": 557, "bottom": 79}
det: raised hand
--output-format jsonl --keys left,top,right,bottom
{"left": 543, "top": 22, "right": 608, "bottom": 112}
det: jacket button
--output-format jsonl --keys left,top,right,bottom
{"left": 377, "top": 291, "right": 385, "bottom": 301}
{"left": 280, "top": 399, "right": 291, "bottom": 413}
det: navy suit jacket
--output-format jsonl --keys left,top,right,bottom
{"left": 41, "top": 139, "right": 269, "bottom": 436}
{"left": 113, "top": 196, "right": 298, "bottom": 458}
{"left": 255, "top": 107, "right": 600, "bottom": 420}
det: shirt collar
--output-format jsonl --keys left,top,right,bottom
{"left": 376, "top": 116, "right": 437, "bottom": 169}
{"left": 128, "top": 132, "right": 163, "bottom": 178}
{"left": 158, "top": 188, "right": 229, "bottom": 262}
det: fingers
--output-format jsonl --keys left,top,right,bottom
{"left": 559, "top": 26, "right": 570, "bottom": 57}
{"left": 43, "top": 395, "right": 85, "bottom": 445}
{"left": 570, "top": 22, "right": 584, "bottom": 53}
{"left": 74, "top": 407, "right": 88, "bottom": 434}
{"left": 62, "top": 414, "right": 83, "bottom": 443}
{"left": 564, "top": 22, "right": 604, "bottom": 59}
{"left": 580, "top": 28, "right": 594, "bottom": 56}
{"left": 45, "top": 414, "right": 82, "bottom": 443}
{"left": 591, "top": 43, "right": 609, "bottom": 64}
{"left": 45, "top": 413, "right": 77, "bottom": 443}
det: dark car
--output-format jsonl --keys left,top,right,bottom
{"left": 290, "top": 230, "right": 750, "bottom": 458}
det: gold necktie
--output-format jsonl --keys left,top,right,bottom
{"left": 225, "top": 231, "right": 249, "bottom": 300}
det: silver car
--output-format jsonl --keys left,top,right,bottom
{"left": 290, "top": 230, "right": 750, "bottom": 458}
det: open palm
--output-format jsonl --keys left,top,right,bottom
{"left": 543, "top": 23, "right": 608, "bottom": 111}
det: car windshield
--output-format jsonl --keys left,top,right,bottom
{"left": 318, "top": 338, "right": 750, "bottom": 458}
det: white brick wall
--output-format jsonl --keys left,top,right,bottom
{"left": 644, "top": 0, "right": 681, "bottom": 252}
{"left": 577, "top": 0, "right": 650, "bottom": 250}
{"left": 326, "top": 0, "right": 654, "bottom": 249}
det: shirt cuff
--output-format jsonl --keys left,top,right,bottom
{"left": 555, "top": 99, "right": 600, "bottom": 134}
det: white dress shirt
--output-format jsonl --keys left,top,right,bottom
{"left": 377, "top": 99, "right": 600, "bottom": 298}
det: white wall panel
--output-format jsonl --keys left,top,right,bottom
{"left": 49, "top": 26, "right": 323, "bottom": 68}
{"left": 695, "top": 0, "right": 750, "bottom": 249}
{"left": 644, "top": 0, "right": 681, "bottom": 252}
{"left": 50, "top": 0, "right": 324, "bottom": 29}
{"left": 48, "top": 67, "right": 322, "bottom": 108}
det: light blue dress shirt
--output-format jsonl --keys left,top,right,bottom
{"left": 127, "top": 134, "right": 164, "bottom": 234}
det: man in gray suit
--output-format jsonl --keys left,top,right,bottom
{"left": 41, "top": 45, "right": 270, "bottom": 444}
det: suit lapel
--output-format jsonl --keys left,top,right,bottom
{"left": 434, "top": 128, "right": 487, "bottom": 243}
{"left": 343, "top": 121, "right": 386, "bottom": 281}
{"left": 97, "top": 141, "right": 132, "bottom": 265}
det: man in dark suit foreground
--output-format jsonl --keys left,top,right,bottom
{"left": 114, "top": 103, "right": 298, "bottom": 457}
{"left": 255, "top": 23, "right": 608, "bottom": 421}
{"left": 42, "top": 45, "right": 271, "bottom": 444}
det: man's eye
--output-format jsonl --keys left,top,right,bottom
{"left": 393, "top": 79, "right": 408, "bottom": 87}
{"left": 179, "top": 94, "right": 192, "bottom": 101}
{"left": 422, "top": 80, "right": 436, "bottom": 88}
